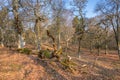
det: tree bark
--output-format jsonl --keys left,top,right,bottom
{"left": 89, "top": 41, "right": 93, "bottom": 53}
{"left": 117, "top": 42, "right": 120, "bottom": 59}
{"left": 0, "top": 29, "right": 4, "bottom": 47}
{"left": 18, "top": 34, "right": 25, "bottom": 48}
{"left": 97, "top": 41, "right": 100, "bottom": 56}
{"left": 57, "top": 30, "right": 61, "bottom": 49}
{"left": 65, "top": 41, "right": 68, "bottom": 56}
{"left": 105, "top": 44, "right": 108, "bottom": 54}
{"left": 97, "top": 46, "right": 100, "bottom": 56}
{"left": 105, "top": 31, "right": 108, "bottom": 54}
{"left": 12, "top": 0, "right": 24, "bottom": 49}
{"left": 78, "top": 38, "right": 81, "bottom": 58}
{"left": 34, "top": 17, "right": 41, "bottom": 51}
{"left": 37, "top": 37, "right": 41, "bottom": 51}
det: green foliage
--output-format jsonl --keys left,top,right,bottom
{"left": 17, "top": 48, "right": 32, "bottom": 55}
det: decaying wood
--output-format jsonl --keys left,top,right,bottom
{"left": 46, "top": 30, "right": 62, "bottom": 60}
{"left": 47, "top": 30, "right": 57, "bottom": 51}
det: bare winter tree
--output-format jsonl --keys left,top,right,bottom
{"left": 33, "top": 0, "right": 46, "bottom": 51}
{"left": 12, "top": 0, "right": 25, "bottom": 49}
{"left": 49, "top": 0, "right": 65, "bottom": 49}
{"left": 72, "top": 0, "right": 87, "bottom": 58}
{"left": 0, "top": 7, "right": 8, "bottom": 47}
{"left": 95, "top": 0, "right": 120, "bottom": 58}
{"left": 20, "top": 0, "right": 47, "bottom": 51}
{"left": 99, "top": 18, "right": 111, "bottom": 54}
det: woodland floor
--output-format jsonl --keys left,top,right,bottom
{"left": 0, "top": 45, "right": 120, "bottom": 80}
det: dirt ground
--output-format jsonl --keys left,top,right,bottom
{"left": 0, "top": 45, "right": 120, "bottom": 80}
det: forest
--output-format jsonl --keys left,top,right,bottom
{"left": 0, "top": 0, "right": 120, "bottom": 80}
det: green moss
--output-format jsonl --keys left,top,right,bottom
{"left": 38, "top": 50, "right": 51, "bottom": 59}
{"left": 44, "top": 50, "right": 51, "bottom": 58}
{"left": 17, "top": 48, "right": 32, "bottom": 55}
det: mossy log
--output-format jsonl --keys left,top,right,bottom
{"left": 17, "top": 48, "right": 32, "bottom": 55}
{"left": 38, "top": 49, "right": 51, "bottom": 59}
{"left": 46, "top": 30, "right": 63, "bottom": 61}
{"left": 60, "top": 57, "right": 77, "bottom": 73}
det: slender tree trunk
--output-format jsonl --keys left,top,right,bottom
{"left": 37, "top": 37, "right": 41, "bottom": 51}
{"left": 117, "top": 28, "right": 120, "bottom": 59}
{"left": 34, "top": 32, "right": 41, "bottom": 51}
{"left": 113, "top": 29, "right": 120, "bottom": 59}
{"left": 116, "top": 3, "right": 120, "bottom": 59}
{"left": 98, "top": 46, "right": 100, "bottom": 56}
{"left": 105, "top": 31, "right": 108, "bottom": 54}
{"left": 1, "top": 30, "right": 4, "bottom": 47}
{"left": 57, "top": 32, "right": 61, "bottom": 49}
{"left": 97, "top": 41, "right": 100, "bottom": 56}
{"left": 90, "top": 41, "right": 93, "bottom": 53}
{"left": 65, "top": 40, "right": 68, "bottom": 56}
{"left": 117, "top": 42, "right": 120, "bottom": 59}
{"left": 34, "top": 16, "right": 41, "bottom": 51}
{"left": 118, "top": 47, "right": 120, "bottom": 58}
{"left": 78, "top": 38, "right": 81, "bottom": 58}
{"left": 18, "top": 34, "right": 25, "bottom": 48}
{"left": 104, "top": 27, "right": 108, "bottom": 54}
{"left": 12, "top": 0, "right": 24, "bottom": 49}
{"left": 118, "top": 28, "right": 120, "bottom": 58}
{"left": 1, "top": 42, "right": 4, "bottom": 47}
{"left": 1, "top": 38, "right": 4, "bottom": 47}
{"left": 105, "top": 43, "right": 108, "bottom": 54}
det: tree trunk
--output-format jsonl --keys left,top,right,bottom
{"left": 97, "top": 46, "right": 100, "bottom": 56}
{"left": 118, "top": 26, "right": 120, "bottom": 58}
{"left": 34, "top": 31, "right": 41, "bottom": 52}
{"left": 57, "top": 32, "right": 61, "bottom": 49}
{"left": 97, "top": 41, "right": 100, "bottom": 56}
{"left": 116, "top": 3, "right": 120, "bottom": 59}
{"left": 117, "top": 43, "right": 120, "bottom": 59}
{"left": 1, "top": 30, "right": 4, "bottom": 47}
{"left": 118, "top": 48, "right": 120, "bottom": 59}
{"left": 37, "top": 37, "right": 41, "bottom": 51}
{"left": 65, "top": 41, "right": 68, "bottom": 56}
{"left": 89, "top": 41, "right": 93, "bottom": 53}
{"left": 1, "top": 42, "right": 4, "bottom": 47}
{"left": 78, "top": 38, "right": 81, "bottom": 58}
{"left": 105, "top": 27, "right": 108, "bottom": 54}
{"left": 18, "top": 34, "right": 25, "bottom": 48}
{"left": 105, "top": 44, "right": 108, "bottom": 54}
